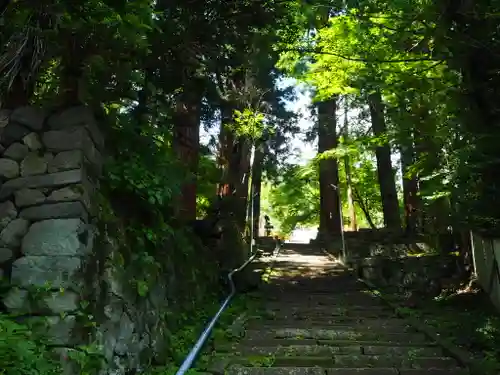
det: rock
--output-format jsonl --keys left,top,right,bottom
{"left": 3, "top": 288, "right": 79, "bottom": 314}
{"left": 43, "top": 290, "right": 79, "bottom": 313}
{"left": 43, "top": 128, "right": 88, "bottom": 151}
{"left": 22, "top": 218, "right": 89, "bottom": 256}
{"left": 43, "top": 152, "right": 54, "bottom": 164}
{"left": 20, "top": 202, "right": 88, "bottom": 222}
{"left": 0, "top": 218, "right": 29, "bottom": 247}
{"left": 3, "top": 142, "right": 29, "bottom": 161}
{"left": 1, "top": 122, "right": 31, "bottom": 147}
{"left": 15, "top": 188, "right": 45, "bottom": 207}
{"left": 114, "top": 313, "right": 135, "bottom": 355}
{"left": 21, "top": 153, "right": 48, "bottom": 176}
{"left": 104, "top": 295, "right": 125, "bottom": 323}
{"left": 47, "top": 186, "right": 83, "bottom": 203}
{"left": 0, "top": 201, "right": 17, "bottom": 230}
{"left": 3, "top": 288, "right": 30, "bottom": 311}
{"left": 47, "top": 106, "right": 104, "bottom": 150}
{"left": 10, "top": 255, "right": 82, "bottom": 288}
{"left": 10, "top": 106, "right": 45, "bottom": 131}
{"left": 0, "top": 110, "right": 10, "bottom": 128}
{"left": 104, "top": 268, "right": 125, "bottom": 298}
{"left": 48, "top": 150, "right": 83, "bottom": 173}
{"left": 45, "top": 315, "right": 76, "bottom": 345}
{"left": 42, "top": 128, "right": 101, "bottom": 169}
{"left": 0, "top": 158, "right": 19, "bottom": 178}
{"left": 0, "top": 247, "right": 13, "bottom": 262}
{"left": 22, "top": 132, "right": 43, "bottom": 150}
{"left": 0, "top": 169, "right": 83, "bottom": 199}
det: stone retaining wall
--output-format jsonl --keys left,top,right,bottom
{"left": 357, "top": 254, "right": 460, "bottom": 295}
{"left": 0, "top": 106, "right": 179, "bottom": 374}
{"left": 0, "top": 105, "right": 103, "bottom": 359}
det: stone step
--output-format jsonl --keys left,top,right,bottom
{"left": 263, "top": 308, "right": 397, "bottom": 319}
{"left": 251, "top": 317, "right": 411, "bottom": 327}
{"left": 246, "top": 322, "right": 417, "bottom": 333}
{"left": 264, "top": 298, "right": 385, "bottom": 306}
{"left": 225, "top": 366, "right": 470, "bottom": 375}
{"left": 264, "top": 304, "right": 391, "bottom": 312}
{"left": 244, "top": 328, "right": 429, "bottom": 343}
{"left": 217, "top": 344, "right": 363, "bottom": 356}
{"left": 316, "top": 339, "right": 438, "bottom": 348}
{"left": 217, "top": 338, "right": 438, "bottom": 349}
{"left": 214, "top": 354, "right": 460, "bottom": 369}
{"left": 216, "top": 343, "right": 444, "bottom": 357}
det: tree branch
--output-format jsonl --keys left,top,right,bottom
{"left": 279, "top": 47, "right": 445, "bottom": 63}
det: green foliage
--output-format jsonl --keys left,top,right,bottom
{"left": 268, "top": 164, "right": 320, "bottom": 235}
{"left": 0, "top": 314, "right": 61, "bottom": 375}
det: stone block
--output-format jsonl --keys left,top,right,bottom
{"left": 3, "top": 287, "right": 79, "bottom": 314}
{"left": 114, "top": 313, "right": 135, "bottom": 355}
{"left": 10, "top": 255, "right": 82, "bottom": 288}
{"left": 47, "top": 186, "right": 80, "bottom": 202}
{"left": 43, "top": 290, "right": 79, "bottom": 313}
{"left": 48, "top": 150, "right": 83, "bottom": 173}
{"left": 10, "top": 106, "right": 45, "bottom": 131}
{"left": 43, "top": 152, "right": 54, "bottom": 164}
{"left": 0, "top": 200, "right": 17, "bottom": 230}
{"left": 20, "top": 201, "right": 88, "bottom": 222}
{"left": 3, "top": 287, "right": 30, "bottom": 311}
{"left": 1, "top": 122, "right": 31, "bottom": 147}
{"left": 46, "top": 186, "right": 90, "bottom": 210}
{"left": 22, "top": 218, "right": 90, "bottom": 256}
{"left": 45, "top": 315, "right": 77, "bottom": 345}
{"left": 104, "top": 295, "right": 125, "bottom": 323}
{"left": 0, "top": 169, "right": 83, "bottom": 199}
{"left": 0, "top": 158, "right": 19, "bottom": 178}
{"left": 3, "top": 142, "right": 29, "bottom": 161}
{"left": 0, "top": 218, "right": 30, "bottom": 247}
{"left": 21, "top": 152, "right": 48, "bottom": 176}
{"left": 42, "top": 127, "right": 102, "bottom": 170}
{"left": 15, "top": 188, "right": 46, "bottom": 207}
{"left": 0, "top": 110, "right": 10, "bottom": 128}
{"left": 0, "top": 247, "right": 13, "bottom": 262}
{"left": 22, "top": 132, "right": 43, "bottom": 151}
{"left": 47, "top": 106, "right": 104, "bottom": 150}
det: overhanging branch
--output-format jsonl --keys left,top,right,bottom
{"left": 279, "top": 47, "right": 445, "bottom": 63}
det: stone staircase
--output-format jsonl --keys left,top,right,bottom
{"left": 210, "top": 245, "right": 470, "bottom": 375}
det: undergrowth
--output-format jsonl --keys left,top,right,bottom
{"left": 0, "top": 291, "right": 259, "bottom": 375}
{"left": 380, "top": 284, "right": 500, "bottom": 374}
{"left": 149, "top": 293, "right": 260, "bottom": 375}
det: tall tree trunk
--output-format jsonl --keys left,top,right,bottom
{"left": 343, "top": 97, "right": 357, "bottom": 231}
{"left": 413, "top": 104, "right": 449, "bottom": 239}
{"left": 368, "top": 91, "right": 402, "bottom": 230}
{"left": 217, "top": 102, "right": 249, "bottom": 229}
{"left": 251, "top": 142, "right": 265, "bottom": 237}
{"left": 217, "top": 102, "right": 235, "bottom": 197}
{"left": 236, "top": 138, "right": 252, "bottom": 227}
{"left": 400, "top": 139, "right": 420, "bottom": 235}
{"left": 172, "top": 79, "right": 202, "bottom": 221}
{"left": 318, "top": 97, "right": 342, "bottom": 240}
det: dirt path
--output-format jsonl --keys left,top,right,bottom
{"left": 210, "top": 245, "right": 470, "bottom": 375}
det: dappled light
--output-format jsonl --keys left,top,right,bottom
{"left": 2, "top": 0, "right": 500, "bottom": 374}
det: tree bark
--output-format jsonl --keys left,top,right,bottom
{"left": 368, "top": 91, "right": 402, "bottom": 230}
{"left": 317, "top": 97, "right": 342, "bottom": 240}
{"left": 172, "top": 79, "right": 202, "bottom": 221}
{"left": 400, "top": 139, "right": 420, "bottom": 235}
{"left": 251, "top": 142, "right": 265, "bottom": 237}
{"left": 343, "top": 97, "right": 357, "bottom": 231}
